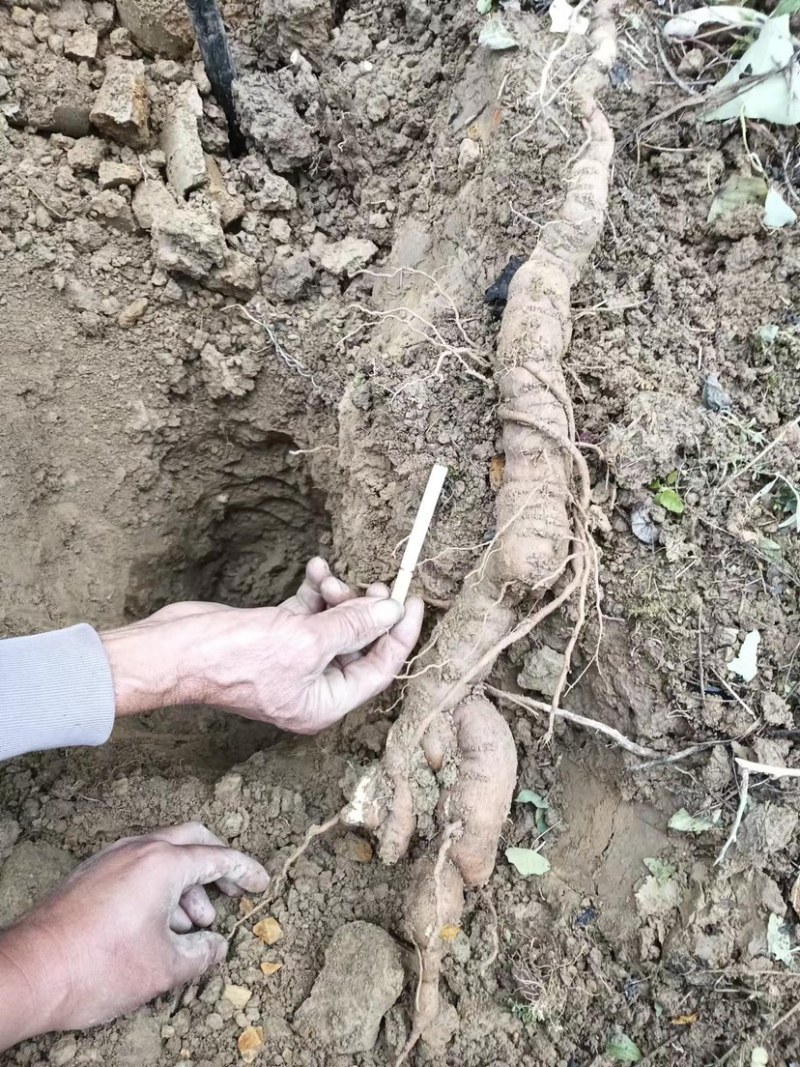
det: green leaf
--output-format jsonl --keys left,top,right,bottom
{"left": 476, "top": 0, "right": 493, "bottom": 14}
{"left": 669, "top": 808, "right": 722, "bottom": 834}
{"left": 767, "top": 913, "right": 796, "bottom": 968}
{"left": 516, "top": 790, "right": 549, "bottom": 809}
{"left": 506, "top": 847, "right": 551, "bottom": 877}
{"left": 702, "top": 16, "right": 800, "bottom": 125}
{"left": 764, "top": 187, "right": 797, "bottom": 229}
{"left": 665, "top": 470, "right": 678, "bottom": 486}
{"left": 707, "top": 173, "right": 768, "bottom": 224}
{"left": 757, "top": 323, "right": 780, "bottom": 347}
{"left": 758, "top": 537, "right": 783, "bottom": 564}
{"left": 774, "top": 0, "right": 800, "bottom": 15}
{"left": 478, "top": 18, "right": 517, "bottom": 49}
{"left": 643, "top": 857, "right": 677, "bottom": 885}
{"left": 654, "top": 487, "right": 685, "bottom": 515}
{"left": 606, "top": 1033, "right": 643, "bottom": 1063}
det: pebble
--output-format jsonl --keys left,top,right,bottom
{"left": 15, "top": 231, "right": 32, "bottom": 250}
{"left": 117, "top": 296, "right": 148, "bottom": 327}
{"left": 458, "top": 137, "right": 481, "bottom": 171}
{"left": 222, "top": 983, "right": 252, "bottom": 1010}
{"left": 49, "top": 1036, "right": 77, "bottom": 1065}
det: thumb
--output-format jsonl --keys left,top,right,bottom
{"left": 170, "top": 930, "right": 228, "bottom": 986}
{"left": 311, "top": 597, "right": 404, "bottom": 658}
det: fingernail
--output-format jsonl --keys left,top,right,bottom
{"left": 372, "top": 598, "right": 404, "bottom": 627}
{"left": 336, "top": 578, "right": 349, "bottom": 592}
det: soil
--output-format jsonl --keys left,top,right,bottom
{"left": 1, "top": 0, "right": 800, "bottom": 1065}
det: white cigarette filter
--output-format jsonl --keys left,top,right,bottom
{"left": 390, "top": 462, "right": 448, "bottom": 605}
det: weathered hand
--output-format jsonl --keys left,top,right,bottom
{"left": 0, "top": 823, "right": 268, "bottom": 1048}
{"left": 101, "top": 558, "right": 424, "bottom": 734}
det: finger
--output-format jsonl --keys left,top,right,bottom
{"left": 171, "top": 904, "right": 193, "bottom": 933}
{"left": 336, "top": 585, "right": 389, "bottom": 666}
{"left": 174, "top": 844, "right": 270, "bottom": 896}
{"left": 180, "top": 884, "right": 216, "bottom": 928}
{"left": 310, "top": 597, "right": 405, "bottom": 659}
{"left": 320, "top": 574, "right": 356, "bottom": 608}
{"left": 145, "top": 825, "right": 253, "bottom": 896}
{"left": 170, "top": 930, "right": 228, "bottom": 986}
{"left": 282, "top": 557, "right": 330, "bottom": 616}
{"left": 325, "top": 597, "right": 424, "bottom": 710}
{"left": 144, "top": 822, "right": 226, "bottom": 848}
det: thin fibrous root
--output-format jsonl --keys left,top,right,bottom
{"left": 228, "top": 813, "right": 341, "bottom": 940}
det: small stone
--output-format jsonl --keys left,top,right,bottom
{"left": 49, "top": 1036, "right": 77, "bottom": 1066}
{"left": 258, "top": 170, "right": 297, "bottom": 213}
{"left": 203, "top": 247, "right": 260, "bottom": 298}
{"left": 151, "top": 58, "right": 186, "bottom": 82}
{"left": 317, "top": 236, "right": 378, "bottom": 278}
{"left": 64, "top": 278, "right": 102, "bottom": 314}
{"left": 294, "top": 921, "right": 404, "bottom": 1053}
{"left": 206, "top": 155, "right": 245, "bottom": 229}
{"left": 132, "top": 178, "right": 177, "bottom": 230}
{"left": 193, "top": 60, "right": 211, "bottom": 94}
{"left": 223, "top": 984, "right": 252, "bottom": 1010}
{"left": 214, "top": 772, "right": 243, "bottom": 805}
{"left": 331, "top": 22, "right": 372, "bottom": 62}
{"left": 404, "top": 0, "right": 431, "bottom": 35}
{"left": 162, "top": 82, "right": 207, "bottom": 198}
{"left": 458, "top": 137, "right": 481, "bottom": 171}
{"left": 206, "top": 1012, "right": 224, "bottom": 1031}
{"left": 90, "top": 57, "right": 150, "bottom": 147}
{"left": 90, "top": 189, "right": 135, "bottom": 232}
{"left": 252, "top": 916, "right": 283, "bottom": 945}
{"left": 702, "top": 372, "right": 732, "bottom": 412}
{"left": 365, "top": 94, "right": 390, "bottom": 124}
{"left": 67, "top": 135, "right": 106, "bottom": 171}
{"left": 269, "top": 217, "right": 291, "bottom": 243}
{"left": 152, "top": 204, "right": 226, "bottom": 279}
{"left": 116, "top": 0, "right": 194, "bottom": 58}
{"left": 15, "top": 232, "right": 33, "bottom": 251}
{"left": 273, "top": 252, "right": 313, "bottom": 301}
{"left": 98, "top": 160, "right": 141, "bottom": 188}
{"left": 517, "top": 645, "right": 566, "bottom": 699}
{"left": 49, "top": 0, "right": 90, "bottom": 33}
{"left": 237, "top": 1026, "right": 264, "bottom": 1064}
{"left": 48, "top": 33, "right": 65, "bottom": 55}
{"left": 233, "top": 74, "right": 313, "bottom": 173}
{"left": 92, "top": 2, "right": 115, "bottom": 35}
{"left": 33, "top": 13, "right": 51, "bottom": 40}
{"left": 11, "top": 6, "right": 32, "bottom": 27}
{"left": 0, "top": 76, "right": 10, "bottom": 100}
{"left": 109, "top": 26, "right": 134, "bottom": 55}
{"left": 118, "top": 296, "right": 148, "bottom": 327}
{"left": 65, "top": 27, "right": 98, "bottom": 60}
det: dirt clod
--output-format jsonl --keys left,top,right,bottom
{"left": 294, "top": 920, "right": 405, "bottom": 1053}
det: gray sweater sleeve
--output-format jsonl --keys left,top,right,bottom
{"left": 0, "top": 624, "right": 115, "bottom": 761}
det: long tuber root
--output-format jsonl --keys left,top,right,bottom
{"left": 354, "top": 1, "right": 619, "bottom": 1055}
{"left": 340, "top": 3, "right": 621, "bottom": 1055}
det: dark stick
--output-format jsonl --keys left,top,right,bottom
{"left": 183, "top": 0, "right": 246, "bottom": 156}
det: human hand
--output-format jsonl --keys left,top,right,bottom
{"left": 0, "top": 823, "right": 268, "bottom": 1049}
{"left": 101, "top": 558, "right": 424, "bottom": 734}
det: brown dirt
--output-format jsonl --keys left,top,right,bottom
{"left": 2, "top": 0, "right": 800, "bottom": 1065}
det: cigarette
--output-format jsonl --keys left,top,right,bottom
{"left": 391, "top": 463, "right": 448, "bottom": 605}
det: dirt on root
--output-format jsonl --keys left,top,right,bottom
{"left": 1, "top": 0, "right": 800, "bottom": 1064}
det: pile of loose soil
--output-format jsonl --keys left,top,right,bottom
{"left": 1, "top": 0, "right": 800, "bottom": 1063}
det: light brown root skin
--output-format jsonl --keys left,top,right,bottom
{"left": 438, "top": 696, "right": 518, "bottom": 888}
{"left": 372, "top": 1, "right": 618, "bottom": 1052}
